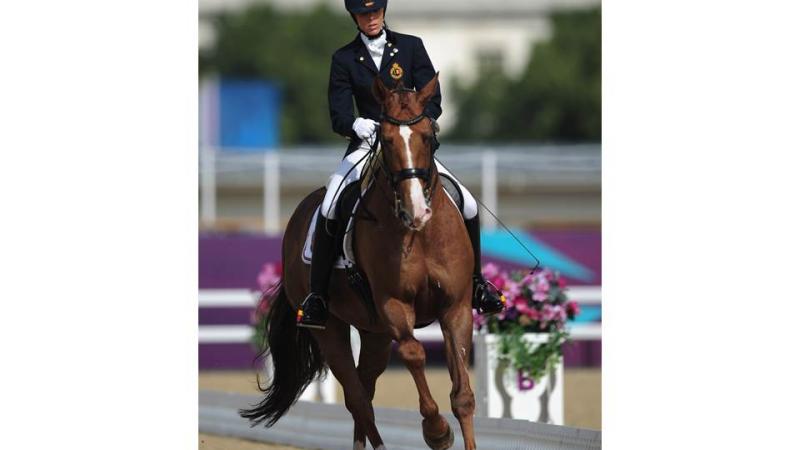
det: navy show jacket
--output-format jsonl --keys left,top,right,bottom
{"left": 328, "top": 28, "right": 442, "bottom": 153}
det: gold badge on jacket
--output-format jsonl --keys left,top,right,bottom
{"left": 390, "top": 63, "right": 404, "bottom": 80}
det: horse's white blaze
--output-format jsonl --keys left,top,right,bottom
{"left": 398, "top": 125, "right": 430, "bottom": 226}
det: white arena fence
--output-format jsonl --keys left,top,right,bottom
{"left": 198, "top": 286, "right": 601, "bottom": 345}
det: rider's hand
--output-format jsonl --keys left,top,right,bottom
{"left": 352, "top": 118, "right": 378, "bottom": 141}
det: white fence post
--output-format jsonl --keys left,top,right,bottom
{"left": 263, "top": 151, "right": 280, "bottom": 235}
{"left": 200, "top": 145, "right": 216, "bottom": 227}
{"left": 481, "top": 150, "right": 498, "bottom": 231}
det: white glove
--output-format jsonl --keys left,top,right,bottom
{"left": 352, "top": 117, "right": 378, "bottom": 141}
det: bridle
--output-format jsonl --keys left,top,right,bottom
{"left": 374, "top": 103, "right": 438, "bottom": 218}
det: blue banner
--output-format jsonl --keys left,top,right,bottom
{"left": 219, "top": 79, "right": 281, "bottom": 151}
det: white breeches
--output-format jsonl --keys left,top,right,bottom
{"left": 320, "top": 142, "right": 478, "bottom": 220}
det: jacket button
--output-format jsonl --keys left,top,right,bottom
{"left": 359, "top": 56, "right": 364, "bottom": 61}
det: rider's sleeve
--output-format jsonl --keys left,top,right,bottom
{"left": 328, "top": 54, "right": 358, "bottom": 140}
{"left": 412, "top": 37, "right": 442, "bottom": 120}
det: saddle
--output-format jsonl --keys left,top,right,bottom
{"left": 301, "top": 170, "right": 464, "bottom": 267}
{"left": 300, "top": 169, "right": 466, "bottom": 324}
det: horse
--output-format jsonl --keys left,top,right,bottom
{"left": 240, "top": 74, "right": 478, "bottom": 450}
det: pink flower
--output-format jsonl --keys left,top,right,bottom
{"left": 512, "top": 296, "right": 531, "bottom": 314}
{"left": 524, "top": 308, "right": 540, "bottom": 321}
{"left": 541, "top": 304, "right": 555, "bottom": 322}
{"left": 482, "top": 262, "right": 500, "bottom": 279}
{"left": 503, "top": 279, "right": 522, "bottom": 300}
{"left": 566, "top": 301, "right": 580, "bottom": 319}
{"left": 532, "top": 290, "right": 548, "bottom": 302}
{"left": 489, "top": 275, "right": 506, "bottom": 291}
{"left": 536, "top": 277, "right": 550, "bottom": 292}
{"left": 257, "top": 262, "right": 282, "bottom": 293}
{"left": 551, "top": 305, "right": 566, "bottom": 322}
{"left": 472, "top": 309, "right": 486, "bottom": 329}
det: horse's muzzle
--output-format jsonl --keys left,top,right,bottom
{"left": 399, "top": 206, "right": 432, "bottom": 231}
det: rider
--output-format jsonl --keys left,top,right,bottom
{"left": 297, "top": 0, "right": 506, "bottom": 330}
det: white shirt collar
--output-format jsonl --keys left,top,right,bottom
{"left": 359, "top": 29, "right": 387, "bottom": 69}
{"left": 359, "top": 29, "right": 386, "bottom": 47}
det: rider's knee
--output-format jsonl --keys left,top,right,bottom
{"left": 461, "top": 193, "right": 478, "bottom": 219}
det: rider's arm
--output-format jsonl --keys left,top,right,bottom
{"left": 412, "top": 37, "right": 442, "bottom": 121}
{"left": 328, "top": 54, "right": 358, "bottom": 140}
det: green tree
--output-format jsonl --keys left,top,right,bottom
{"left": 446, "top": 7, "right": 601, "bottom": 142}
{"left": 200, "top": 4, "right": 356, "bottom": 144}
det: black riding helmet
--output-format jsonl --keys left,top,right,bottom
{"left": 345, "top": 0, "right": 388, "bottom": 28}
{"left": 345, "top": 0, "right": 387, "bottom": 14}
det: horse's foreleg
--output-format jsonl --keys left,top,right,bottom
{"left": 310, "top": 316, "right": 385, "bottom": 449}
{"left": 439, "top": 302, "right": 477, "bottom": 450}
{"left": 352, "top": 330, "right": 393, "bottom": 450}
{"left": 385, "top": 298, "right": 454, "bottom": 450}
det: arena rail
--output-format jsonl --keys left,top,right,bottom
{"left": 198, "top": 287, "right": 602, "bottom": 345}
{"left": 200, "top": 390, "right": 601, "bottom": 450}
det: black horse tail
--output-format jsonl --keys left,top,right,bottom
{"left": 239, "top": 282, "right": 326, "bottom": 427}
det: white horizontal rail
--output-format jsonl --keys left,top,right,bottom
{"left": 199, "top": 286, "right": 601, "bottom": 343}
{"left": 200, "top": 390, "right": 601, "bottom": 450}
{"left": 198, "top": 323, "right": 601, "bottom": 344}
{"left": 199, "top": 286, "right": 601, "bottom": 307}
{"left": 198, "top": 325, "right": 253, "bottom": 343}
{"left": 199, "top": 289, "right": 258, "bottom": 307}
{"left": 566, "top": 286, "right": 601, "bottom": 304}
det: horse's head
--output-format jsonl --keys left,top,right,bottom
{"left": 372, "top": 74, "right": 440, "bottom": 231}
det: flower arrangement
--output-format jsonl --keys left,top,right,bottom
{"left": 251, "top": 262, "right": 282, "bottom": 350}
{"left": 473, "top": 263, "right": 580, "bottom": 387}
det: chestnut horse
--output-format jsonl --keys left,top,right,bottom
{"left": 241, "top": 75, "right": 478, "bottom": 450}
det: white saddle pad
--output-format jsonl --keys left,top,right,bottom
{"left": 302, "top": 204, "right": 359, "bottom": 269}
{"left": 302, "top": 180, "right": 462, "bottom": 269}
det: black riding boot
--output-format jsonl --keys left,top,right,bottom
{"left": 297, "top": 214, "right": 339, "bottom": 330}
{"left": 465, "top": 215, "right": 506, "bottom": 315}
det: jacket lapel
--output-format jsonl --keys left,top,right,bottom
{"left": 379, "top": 29, "right": 399, "bottom": 72}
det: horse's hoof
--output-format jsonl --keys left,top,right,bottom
{"left": 423, "top": 422, "right": 454, "bottom": 450}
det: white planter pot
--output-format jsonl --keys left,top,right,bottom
{"left": 474, "top": 332, "right": 564, "bottom": 424}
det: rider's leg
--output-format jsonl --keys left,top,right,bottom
{"left": 297, "top": 146, "right": 372, "bottom": 329}
{"left": 434, "top": 160, "right": 506, "bottom": 315}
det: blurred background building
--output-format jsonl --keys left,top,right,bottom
{"left": 198, "top": 0, "right": 601, "bottom": 433}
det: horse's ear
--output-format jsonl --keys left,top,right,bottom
{"left": 416, "top": 72, "right": 439, "bottom": 106}
{"left": 372, "top": 77, "right": 390, "bottom": 103}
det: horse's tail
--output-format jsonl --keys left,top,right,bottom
{"left": 238, "top": 282, "right": 326, "bottom": 427}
